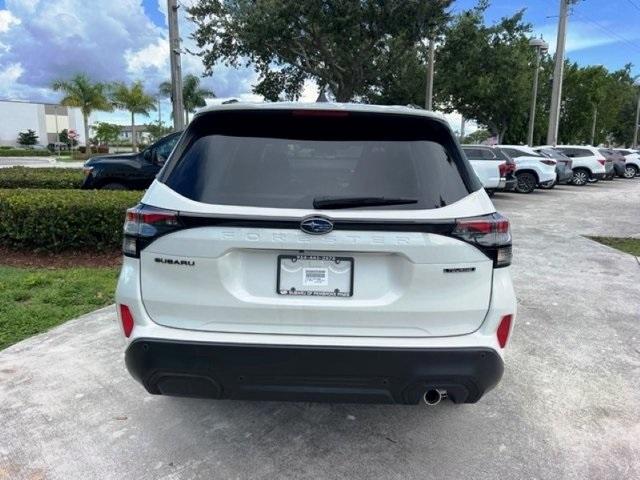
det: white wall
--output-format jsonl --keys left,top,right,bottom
{"left": 0, "top": 101, "right": 47, "bottom": 146}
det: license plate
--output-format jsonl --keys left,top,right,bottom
{"left": 277, "top": 255, "right": 353, "bottom": 297}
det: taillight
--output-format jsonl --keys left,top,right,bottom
{"left": 498, "top": 162, "right": 508, "bottom": 176}
{"left": 118, "top": 304, "right": 134, "bottom": 337}
{"left": 497, "top": 314, "right": 513, "bottom": 348}
{"left": 597, "top": 158, "right": 606, "bottom": 165}
{"left": 541, "top": 159, "right": 556, "bottom": 166}
{"left": 122, "top": 204, "right": 180, "bottom": 257}
{"left": 452, "top": 213, "right": 512, "bottom": 267}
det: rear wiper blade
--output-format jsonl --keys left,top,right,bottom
{"left": 312, "top": 196, "right": 418, "bottom": 209}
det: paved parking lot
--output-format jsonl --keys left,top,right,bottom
{"left": 1, "top": 179, "right": 639, "bottom": 480}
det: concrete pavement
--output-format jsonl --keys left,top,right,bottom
{"left": 1, "top": 179, "right": 639, "bottom": 480}
{"left": 0, "top": 157, "right": 84, "bottom": 168}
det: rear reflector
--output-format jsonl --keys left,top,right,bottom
{"left": 118, "top": 304, "right": 134, "bottom": 338}
{"left": 497, "top": 314, "right": 513, "bottom": 348}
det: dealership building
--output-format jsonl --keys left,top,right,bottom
{"left": 0, "top": 99, "right": 87, "bottom": 147}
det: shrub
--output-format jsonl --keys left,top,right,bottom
{"left": 0, "top": 189, "right": 143, "bottom": 252}
{"left": 0, "top": 149, "right": 52, "bottom": 157}
{"left": 0, "top": 167, "right": 85, "bottom": 189}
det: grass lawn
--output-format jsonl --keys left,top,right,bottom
{"left": 0, "top": 266, "right": 118, "bottom": 350}
{"left": 589, "top": 236, "right": 640, "bottom": 256}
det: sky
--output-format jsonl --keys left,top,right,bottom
{"left": 0, "top": 0, "right": 638, "bottom": 133}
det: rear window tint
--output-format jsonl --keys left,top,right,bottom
{"left": 164, "top": 110, "right": 477, "bottom": 210}
{"left": 463, "top": 147, "right": 497, "bottom": 160}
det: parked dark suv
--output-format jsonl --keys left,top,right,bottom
{"left": 81, "top": 132, "right": 181, "bottom": 190}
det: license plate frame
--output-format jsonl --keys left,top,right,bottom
{"left": 277, "top": 254, "right": 354, "bottom": 297}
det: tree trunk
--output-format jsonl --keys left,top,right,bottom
{"left": 131, "top": 112, "right": 137, "bottom": 153}
{"left": 185, "top": 109, "right": 189, "bottom": 125}
{"left": 83, "top": 113, "right": 90, "bottom": 154}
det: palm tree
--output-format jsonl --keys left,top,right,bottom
{"left": 111, "top": 81, "right": 157, "bottom": 152}
{"left": 159, "top": 74, "right": 215, "bottom": 124}
{"left": 52, "top": 74, "right": 112, "bottom": 150}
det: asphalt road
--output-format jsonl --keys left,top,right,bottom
{"left": 1, "top": 179, "right": 639, "bottom": 480}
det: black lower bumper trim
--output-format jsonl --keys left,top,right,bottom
{"left": 125, "top": 340, "right": 504, "bottom": 405}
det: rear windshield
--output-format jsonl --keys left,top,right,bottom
{"left": 163, "top": 110, "right": 477, "bottom": 210}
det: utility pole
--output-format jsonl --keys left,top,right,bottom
{"left": 546, "top": 0, "right": 569, "bottom": 146}
{"left": 425, "top": 38, "right": 435, "bottom": 110}
{"left": 634, "top": 89, "right": 640, "bottom": 148}
{"left": 590, "top": 105, "right": 598, "bottom": 146}
{"left": 168, "top": 0, "right": 185, "bottom": 131}
{"left": 460, "top": 117, "right": 466, "bottom": 141}
{"left": 527, "top": 38, "right": 548, "bottom": 146}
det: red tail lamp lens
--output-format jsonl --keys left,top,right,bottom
{"left": 497, "top": 314, "right": 513, "bottom": 348}
{"left": 119, "top": 304, "right": 134, "bottom": 338}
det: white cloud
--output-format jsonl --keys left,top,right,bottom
{"left": 535, "top": 21, "right": 636, "bottom": 54}
{"left": 0, "top": 10, "right": 20, "bottom": 33}
{"left": 125, "top": 37, "right": 169, "bottom": 74}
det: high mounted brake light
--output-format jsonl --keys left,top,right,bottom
{"left": 452, "top": 213, "right": 512, "bottom": 268}
{"left": 291, "top": 110, "right": 350, "bottom": 117}
{"left": 122, "top": 204, "right": 180, "bottom": 257}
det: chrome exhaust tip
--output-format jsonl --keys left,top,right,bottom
{"left": 423, "top": 389, "right": 447, "bottom": 406}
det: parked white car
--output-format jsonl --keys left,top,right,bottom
{"left": 612, "top": 148, "right": 640, "bottom": 178}
{"left": 552, "top": 145, "right": 607, "bottom": 185}
{"left": 115, "top": 103, "right": 517, "bottom": 406}
{"left": 497, "top": 145, "right": 557, "bottom": 193}
{"left": 462, "top": 145, "right": 517, "bottom": 195}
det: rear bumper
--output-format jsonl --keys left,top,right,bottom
{"left": 125, "top": 339, "right": 504, "bottom": 404}
{"left": 557, "top": 169, "right": 573, "bottom": 184}
{"left": 499, "top": 177, "right": 517, "bottom": 191}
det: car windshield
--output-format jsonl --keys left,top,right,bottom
{"left": 164, "top": 110, "right": 476, "bottom": 210}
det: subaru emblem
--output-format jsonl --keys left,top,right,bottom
{"left": 300, "top": 216, "right": 333, "bottom": 235}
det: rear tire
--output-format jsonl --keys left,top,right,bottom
{"left": 515, "top": 172, "right": 537, "bottom": 193}
{"left": 623, "top": 165, "right": 638, "bottom": 179}
{"left": 101, "top": 182, "right": 128, "bottom": 190}
{"left": 572, "top": 168, "right": 589, "bottom": 186}
{"left": 486, "top": 189, "right": 495, "bottom": 197}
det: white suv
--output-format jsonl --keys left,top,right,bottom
{"left": 553, "top": 145, "right": 607, "bottom": 185}
{"left": 612, "top": 148, "right": 640, "bottom": 178}
{"left": 497, "top": 145, "right": 557, "bottom": 193}
{"left": 115, "top": 103, "right": 517, "bottom": 406}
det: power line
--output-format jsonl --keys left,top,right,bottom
{"left": 571, "top": 10, "right": 640, "bottom": 55}
{"left": 625, "top": 0, "right": 640, "bottom": 13}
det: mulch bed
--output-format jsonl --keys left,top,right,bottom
{"left": 0, "top": 246, "right": 122, "bottom": 268}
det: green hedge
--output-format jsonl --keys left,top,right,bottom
{"left": 0, "top": 149, "right": 52, "bottom": 157}
{"left": 0, "top": 167, "right": 85, "bottom": 189}
{"left": 0, "top": 189, "right": 143, "bottom": 252}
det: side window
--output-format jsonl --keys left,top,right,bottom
{"left": 479, "top": 148, "right": 497, "bottom": 160}
{"left": 462, "top": 148, "right": 483, "bottom": 159}
{"left": 502, "top": 148, "right": 522, "bottom": 158}
{"left": 571, "top": 149, "right": 591, "bottom": 158}
{"left": 155, "top": 134, "right": 180, "bottom": 162}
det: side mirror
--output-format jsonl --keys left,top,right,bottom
{"left": 142, "top": 149, "right": 152, "bottom": 162}
{"left": 155, "top": 153, "right": 167, "bottom": 166}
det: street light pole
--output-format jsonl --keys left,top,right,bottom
{"left": 527, "top": 38, "right": 548, "bottom": 146}
{"left": 425, "top": 38, "right": 435, "bottom": 110}
{"left": 634, "top": 89, "right": 640, "bottom": 148}
{"left": 168, "top": 0, "right": 185, "bottom": 131}
{"left": 546, "top": 0, "right": 570, "bottom": 146}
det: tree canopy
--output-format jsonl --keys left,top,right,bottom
{"left": 111, "top": 81, "right": 156, "bottom": 151}
{"left": 52, "top": 74, "right": 112, "bottom": 147}
{"left": 159, "top": 74, "right": 215, "bottom": 123}
{"left": 188, "top": 0, "right": 452, "bottom": 101}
